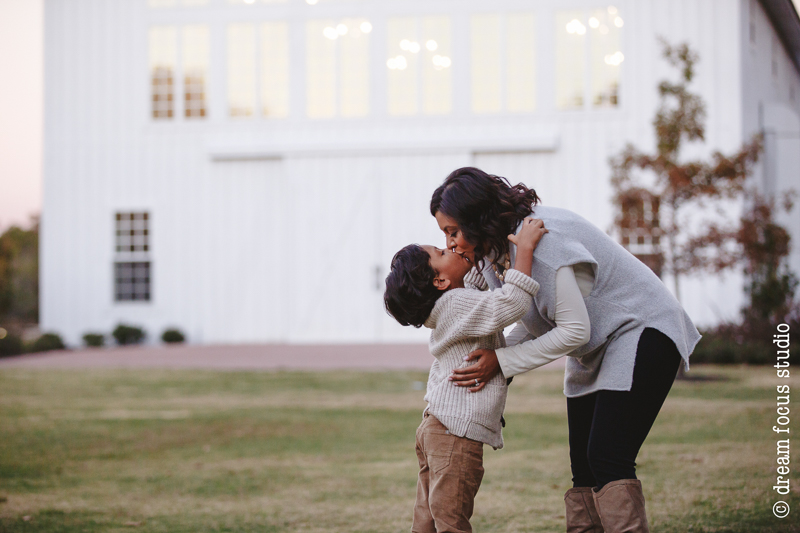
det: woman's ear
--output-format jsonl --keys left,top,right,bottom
{"left": 433, "top": 276, "right": 451, "bottom": 291}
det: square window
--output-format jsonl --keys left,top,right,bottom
{"left": 115, "top": 262, "right": 151, "bottom": 302}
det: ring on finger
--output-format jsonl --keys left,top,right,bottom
{"left": 475, "top": 378, "right": 480, "bottom": 385}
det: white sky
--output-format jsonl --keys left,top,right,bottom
{"left": 1, "top": 0, "right": 799, "bottom": 232}
{"left": 0, "top": 0, "right": 42, "bottom": 231}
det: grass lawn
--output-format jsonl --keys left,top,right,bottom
{"left": 0, "top": 364, "right": 798, "bottom": 532}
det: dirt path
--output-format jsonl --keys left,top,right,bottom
{"left": 0, "top": 343, "right": 566, "bottom": 371}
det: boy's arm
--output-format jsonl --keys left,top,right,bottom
{"left": 463, "top": 267, "right": 488, "bottom": 291}
{"left": 434, "top": 270, "right": 539, "bottom": 341}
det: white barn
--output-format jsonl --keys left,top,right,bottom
{"left": 41, "top": 0, "right": 800, "bottom": 346}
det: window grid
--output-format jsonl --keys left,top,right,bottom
{"left": 183, "top": 26, "right": 209, "bottom": 118}
{"left": 115, "top": 262, "right": 152, "bottom": 302}
{"left": 115, "top": 212, "right": 150, "bottom": 253}
{"left": 149, "top": 26, "right": 177, "bottom": 119}
{"left": 114, "top": 212, "right": 152, "bottom": 302}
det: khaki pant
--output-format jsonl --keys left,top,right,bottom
{"left": 412, "top": 414, "right": 484, "bottom": 533}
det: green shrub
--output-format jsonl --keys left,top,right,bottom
{"left": 161, "top": 328, "right": 185, "bottom": 344}
{"left": 112, "top": 324, "right": 146, "bottom": 346}
{"left": 82, "top": 333, "right": 105, "bottom": 347}
{"left": 28, "top": 332, "right": 66, "bottom": 353}
{"left": 692, "top": 328, "right": 799, "bottom": 365}
{"left": 0, "top": 331, "right": 24, "bottom": 357}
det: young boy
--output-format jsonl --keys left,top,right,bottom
{"left": 384, "top": 218, "right": 546, "bottom": 533}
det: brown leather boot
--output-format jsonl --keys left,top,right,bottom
{"left": 592, "top": 480, "right": 650, "bottom": 533}
{"left": 564, "top": 487, "right": 604, "bottom": 533}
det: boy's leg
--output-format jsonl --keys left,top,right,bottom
{"left": 412, "top": 417, "right": 436, "bottom": 533}
{"left": 421, "top": 415, "right": 484, "bottom": 533}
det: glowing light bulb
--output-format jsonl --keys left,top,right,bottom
{"left": 409, "top": 41, "right": 420, "bottom": 53}
{"left": 306, "top": 0, "right": 318, "bottom": 4}
{"left": 360, "top": 21, "right": 372, "bottom": 33}
{"left": 614, "top": 17, "right": 624, "bottom": 27}
{"left": 589, "top": 17, "right": 599, "bottom": 28}
{"left": 426, "top": 40, "right": 438, "bottom": 51}
{"left": 608, "top": 6, "right": 618, "bottom": 14}
{"left": 400, "top": 39, "right": 410, "bottom": 51}
{"left": 323, "top": 27, "right": 338, "bottom": 39}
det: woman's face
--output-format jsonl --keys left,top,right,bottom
{"left": 434, "top": 211, "right": 476, "bottom": 265}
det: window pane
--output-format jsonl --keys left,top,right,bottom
{"left": 228, "top": 24, "right": 257, "bottom": 117}
{"left": 261, "top": 22, "right": 290, "bottom": 118}
{"left": 307, "top": 19, "right": 337, "bottom": 118}
{"left": 115, "top": 262, "right": 152, "bottom": 302}
{"left": 422, "top": 16, "right": 451, "bottom": 115}
{"left": 471, "top": 14, "right": 502, "bottom": 114}
{"left": 556, "top": 10, "right": 585, "bottom": 110}
{"left": 183, "top": 25, "right": 209, "bottom": 118}
{"left": 149, "top": 26, "right": 177, "bottom": 119}
{"left": 339, "top": 18, "right": 370, "bottom": 117}
{"left": 387, "top": 17, "right": 419, "bottom": 116}
{"left": 590, "top": 7, "right": 622, "bottom": 107}
{"left": 506, "top": 13, "right": 536, "bottom": 112}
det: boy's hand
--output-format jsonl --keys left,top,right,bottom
{"left": 508, "top": 217, "right": 548, "bottom": 250}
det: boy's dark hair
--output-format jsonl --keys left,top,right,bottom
{"left": 384, "top": 244, "right": 444, "bottom": 328}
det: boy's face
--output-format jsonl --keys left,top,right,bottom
{"left": 421, "top": 245, "right": 472, "bottom": 291}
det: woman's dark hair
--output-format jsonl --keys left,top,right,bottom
{"left": 384, "top": 244, "right": 443, "bottom": 328}
{"left": 430, "top": 167, "right": 540, "bottom": 267}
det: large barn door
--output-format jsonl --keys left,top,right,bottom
{"left": 284, "top": 152, "right": 469, "bottom": 343}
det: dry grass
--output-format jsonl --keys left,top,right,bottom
{"left": 0, "top": 365, "right": 798, "bottom": 532}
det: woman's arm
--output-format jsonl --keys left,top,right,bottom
{"left": 494, "top": 265, "right": 590, "bottom": 377}
{"left": 450, "top": 265, "right": 591, "bottom": 389}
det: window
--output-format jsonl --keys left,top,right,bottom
{"left": 306, "top": 18, "right": 371, "bottom": 118}
{"left": 115, "top": 262, "right": 152, "bottom": 302}
{"left": 261, "top": 22, "right": 290, "bottom": 117}
{"left": 114, "top": 213, "right": 151, "bottom": 302}
{"left": 227, "top": 22, "right": 290, "bottom": 118}
{"left": 387, "top": 16, "right": 452, "bottom": 116}
{"left": 149, "top": 27, "right": 177, "bottom": 119}
{"left": 183, "top": 26, "right": 209, "bottom": 118}
{"left": 556, "top": 6, "right": 623, "bottom": 110}
{"left": 619, "top": 195, "right": 663, "bottom": 277}
{"left": 227, "top": 24, "right": 257, "bottom": 117}
{"left": 471, "top": 12, "right": 536, "bottom": 114}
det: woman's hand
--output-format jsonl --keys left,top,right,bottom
{"left": 508, "top": 217, "right": 548, "bottom": 251}
{"left": 449, "top": 349, "right": 501, "bottom": 392}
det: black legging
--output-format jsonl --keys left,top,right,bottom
{"left": 567, "top": 327, "right": 682, "bottom": 489}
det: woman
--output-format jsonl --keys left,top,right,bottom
{"left": 430, "top": 167, "right": 700, "bottom": 533}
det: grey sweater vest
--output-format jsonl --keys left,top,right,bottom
{"left": 482, "top": 206, "right": 701, "bottom": 398}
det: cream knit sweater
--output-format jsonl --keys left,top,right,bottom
{"left": 422, "top": 269, "right": 540, "bottom": 449}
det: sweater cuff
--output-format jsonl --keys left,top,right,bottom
{"left": 463, "top": 268, "right": 488, "bottom": 290}
{"left": 503, "top": 269, "right": 540, "bottom": 297}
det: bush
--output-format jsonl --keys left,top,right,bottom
{"left": 112, "top": 324, "right": 146, "bottom": 346}
{"left": 82, "top": 333, "right": 105, "bottom": 347}
{"left": 692, "top": 327, "right": 800, "bottom": 366}
{"left": 28, "top": 332, "right": 66, "bottom": 353}
{"left": 161, "top": 328, "right": 185, "bottom": 344}
{"left": 0, "top": 330, "right": 24, "bottom": 357}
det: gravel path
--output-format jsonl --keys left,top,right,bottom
{"left": 0, "top": 343, "right": 566, "bottom": 371}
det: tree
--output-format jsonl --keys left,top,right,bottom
{"left": 0, "top": 217, "right": 39, "bottom": 326}
{"left": 610, "top": 40, "right": 762, "bottom": 300}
